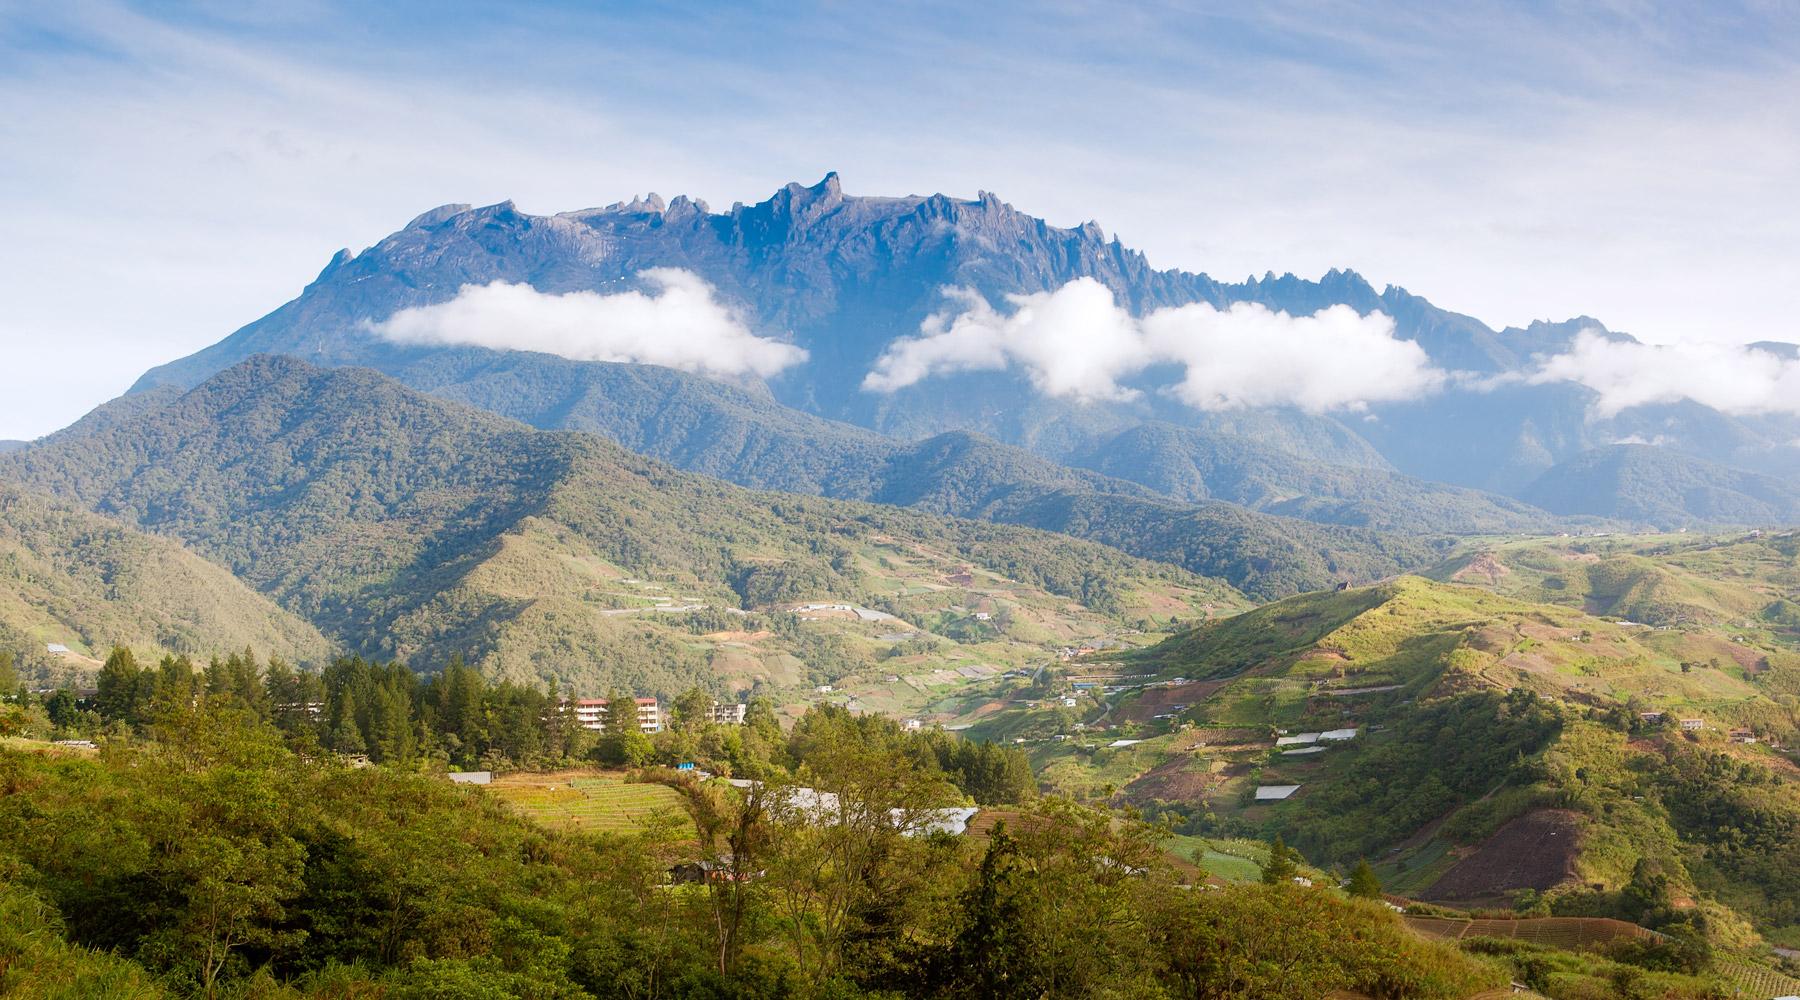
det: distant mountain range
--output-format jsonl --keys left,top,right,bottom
{"left": 120, "top": 174, "right": 1800, "bottom": 530}
{"left": 1520, "top": 444, "right": 1800, "bottom": 525}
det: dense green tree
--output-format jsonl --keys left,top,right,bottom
{"left": 1261, "top": 835, "right": 1298, "bottom": 885}
{"left": 945, "top": 823, "right": 1037, "bottom": 997}
{"left": 95, "top": 645, "right": 143, "bottom": 725}
{"left": 672, "top": 685, "right": 714, "bottom": 733}
{"left": 43, "top": 687, "right": 77, "bottom": 728}
{"left": 1347, "top": 859, "right": 1382, "bottom": 899}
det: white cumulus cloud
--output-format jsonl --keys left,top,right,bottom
{"left": 1143, "top": 302, "right": 1442, "bottom": 412}
{"left": 860, "top": 279, "right": 1145, "bottom": 402}
{"left": 863, "top": 280, "right": 1445, "bottom": 413}
{"left": 366, "top": 269, "right": 807, "bottom": 379}
{"left": 1529, "top": 330, "right": 1800, "bottom": 417}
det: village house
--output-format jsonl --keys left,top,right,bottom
{"left": 669, "top": 855, "right": 764, "bottom": 885}
{"left": 1679, "top": 718, "right": 1705, "bottom": 732}
{"left": 1639, "top": 711, "right": 1665, "bottom": 723}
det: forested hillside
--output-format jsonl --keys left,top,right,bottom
{"left": 0, "top": 690, "right": 1506, "bottom": 1000}
{"left": 377, "top": 350, "right": 1451, "bottom": 597}
{"left": 0, "top": 482, "right": 331, "bottom": 681}
{"left": 1072, "top": 422, "right": 1568, "bottom": 534}
{"left": 1522, "top": 445, "right": 1800, "bottom": 527}
{"left": 386, "top": 349, "right": 1559, "bottom": 539}
{"left": 0, "top": 357, "right": 1232, "bottom": 692}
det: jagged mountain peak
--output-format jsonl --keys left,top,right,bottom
{"left": 404, "top": 203, "right": 473, "bottom": 229}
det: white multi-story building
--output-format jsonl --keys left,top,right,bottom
{"left": 708, "top": 702, "right": 748, "bottom": 725}
{"left": 570, "top": 697, "right": 662, "bottom": 734}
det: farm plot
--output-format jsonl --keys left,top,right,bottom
{"left": 487, "top": 772, "right": 695, "bottom": 840}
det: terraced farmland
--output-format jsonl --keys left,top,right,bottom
{"left": 486, "top": 771, "right": 696, "bottom": 841}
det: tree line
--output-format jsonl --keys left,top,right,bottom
{"left": 32, "top": 644, "right": 1036, "bottom": 807}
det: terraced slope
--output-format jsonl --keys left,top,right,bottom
{"left": 1023, "top": 576, "right": 1800, "bottom": 947}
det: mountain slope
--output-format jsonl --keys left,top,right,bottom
{"left": 1429, "top": 531, "right": 1800, "bottom": 630}
{"left": 2, "top": 357, "right": 1237, "bottom": 691}
{"left": 125, "top": 176, "right": 1800, "bottom": 507}
{"left": 299, "top": 345, "right": 1562, "bottom": 544}
{"left": 1072, "top": 422, "right": 1562, "bottom": 533}
{"left": 1521, "top": 445, "right": 1800, "bottom": 527}
{"left": 403, "top": 348, "right": 1557, "bottom": 536}
{"left": 1079, "top": 576, "right": 1800, "bottom": 941}
{"left": 206, "top": 348, "right": 1447, "bottom": 596}
{"left": 0, "top": 481, "right": 333, "bottom": 680}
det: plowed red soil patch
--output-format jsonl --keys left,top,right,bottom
{"left": 1124, "top": 757, "right": 1220, "bottom": 802}
{"left": 1450, "top": 552, "right": 1511, "bottom": 586}
{"left": 1423, "top": 809, "right": 1582, "bottom": 902}
{"left": 1169, "top": 728, "right": 1268, "bottom": 751}
{"left": 1117, "top": 680, "right": 1228, "bottom": 723}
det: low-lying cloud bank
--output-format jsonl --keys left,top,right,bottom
{"left": 366, "top": 270, "right": 807, "bottom": 379}
{"left": 1528, "top": 330, "right": 1800, "bottom": 418}
{"left": 862, "top": 279, "right": 1443, "bottom": 412}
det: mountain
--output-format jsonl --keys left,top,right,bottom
{"left": 125, "top": 175, "right": 1800, "bottom": 519}
{"left": 1, "top": 357, "right": 1239, "bottom": 693}
{"left": 1070, "top": 422, "right": 1564, "bottom": 534}
{"left": 255, "top": 348, "right": 1449, "bottom": 597}
{"left": 0, "top": 480, "right": 332, "bottom": 681}
{"left": 0, "top": 441, "right": 25, "bottom": 454}
{"left": 720, "top": 427, "right": 1447, "bottom": 600}
{"left": 1520, "top": 444, "right": 1800, "bottom": 527}
{"left": 399, "top": 348, "right": 1553, "bottom": 538}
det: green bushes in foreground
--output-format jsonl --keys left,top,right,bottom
{"left": 0, "top": 704, "right": 1502, "bottom": 1000}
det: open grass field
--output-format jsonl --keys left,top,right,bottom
{"left": 485, "top": 771, "right": 696, "bottom": 841}
{"left": 1163, "top": 833, "right": 1266, "bottom": 882}
{"left": 0, "top": 736, "right": 96, "bottom": 758}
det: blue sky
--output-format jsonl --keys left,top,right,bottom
{"left": 1, "top": 0, "right": 1796, "bottom": 438}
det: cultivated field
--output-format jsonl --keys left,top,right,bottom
{"left": 485, "top": 771, "right": 696, "bottom": 841}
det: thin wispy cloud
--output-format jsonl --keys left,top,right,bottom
{"left": 864, "top": 280, "right": 1445, "bottom": 413}
{"left": 366, "top": 272, "right": 808, "bottom": 379}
